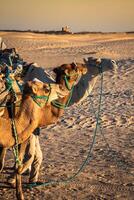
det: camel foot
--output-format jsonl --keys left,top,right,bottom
{"left": 16, "top": 192, "right": 24, "bottom": 200}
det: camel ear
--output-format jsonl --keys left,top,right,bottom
{"left": 23, "top": 81, "right": 32, "bottom": 95}
{"left": 65, "top": 69, "right": 70, "bottom": 76}
{"left": 31, "top": 82, "right": 39, "bottom": 94}
{"left": 25, "top": 81, "right": 39, "bottom": 94}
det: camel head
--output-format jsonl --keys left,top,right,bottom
{"left": 53, "top": 62, "right": 87, "bottom": 90}
{"left": 23, "top": 80, "right": 60, "bottom": 105}
{"left": 83, "top": 57, "right": 118, "bottom": 76}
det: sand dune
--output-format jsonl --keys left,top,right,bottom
{"left": 0, "top": 32, "right": 134, "bottom": 200}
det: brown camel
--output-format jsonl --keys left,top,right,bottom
{"left": 0, "top": 80, "right": 61, "bottom": 200}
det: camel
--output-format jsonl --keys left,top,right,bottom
{"left": 0, "top": 80, "right": 61, "bottom": 200}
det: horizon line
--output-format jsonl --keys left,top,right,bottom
{"left": 0, "top": 29, "right": 134, "bottom": 34}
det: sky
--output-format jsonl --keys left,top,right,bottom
{"left": 0, "top": 0, "right": 134, "bottom": 32}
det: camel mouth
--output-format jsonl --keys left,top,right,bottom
{"left": 55, "top": 84, "right": 69, "bottom": 98}
{"left": 56, "top": 90, "right": 69, "bottom": 98}
{"left": 48, "top": 84, "right": 66, "bottom": 102}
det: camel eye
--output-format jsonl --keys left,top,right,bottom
{"left": 44, "top": 85, "right": 50, "bottom": 93}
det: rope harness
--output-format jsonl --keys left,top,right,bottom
{"left": 31, "top": 95, "right": 49, "bottom": 107}
{"left": 52, "top": 74, "right": 77, "bottom": 109}
{"left": 31, "top": 84, "right": 51, "bottom": 108}
{"left": 27, "top": 65, "right": 104, "bottom": 189}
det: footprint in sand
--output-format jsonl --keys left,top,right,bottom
{"left": 127, "top": 116, "right": 134, "bottom": 126}
{"left": 116, "top": 115, "right": 127, "bottom": 126}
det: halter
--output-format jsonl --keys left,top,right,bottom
{"left": 52, "top": 73, "right": 79, "bottom": 109}
{"left": 64, "top": 75, "right": 72, "bottom": 91}
{"left": 63, "top": 72, "right": 79, "bottom": 91}
{"left": 31, "top": 95, "right": 49, "bottom": 107}
{"left": 31, "top": 85, "right": 51, "bottom": 107}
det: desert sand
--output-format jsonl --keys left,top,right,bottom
{"left": 0, "top": 32, "right": 134, "bottom": 200}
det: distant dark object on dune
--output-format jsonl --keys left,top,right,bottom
{"left": 0, "top": 27, "right": 73, "bottom": 35}
{"left": 125, "top": 31, "right": 134, "bottom": 34}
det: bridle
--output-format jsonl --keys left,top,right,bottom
{"left": 52, "top": 72, "right": 80, "bottom": 109}
{"left": 63, "top": 72, "right": 80, "bottom": 91}
{"left": 31, "top": 84, "right": 51, "bottom": 107}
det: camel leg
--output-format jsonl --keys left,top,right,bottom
{"left": 15, "top": 142, "right": 27, "bottom": 200}
{"left": 16, "top": 173, "right": 24, "bottom": 200}
{"left": 15, "top": 135, "right": 36, "bottom": 200}
{"left": 8, "top": 141, "right": 27, "bottom": 187}
{"left": 0, "top": 147, "right": 7, "bottom": 172}
{"left": 18, "top": 135, "right": 35, "bottom": 175}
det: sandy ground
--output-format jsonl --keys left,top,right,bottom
{"left": 0, "top": 32, "right": 134, "bottom": 200}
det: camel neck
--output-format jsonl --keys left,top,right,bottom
{"left": 15, "top": 96, "right": 41, "bottom": 143}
